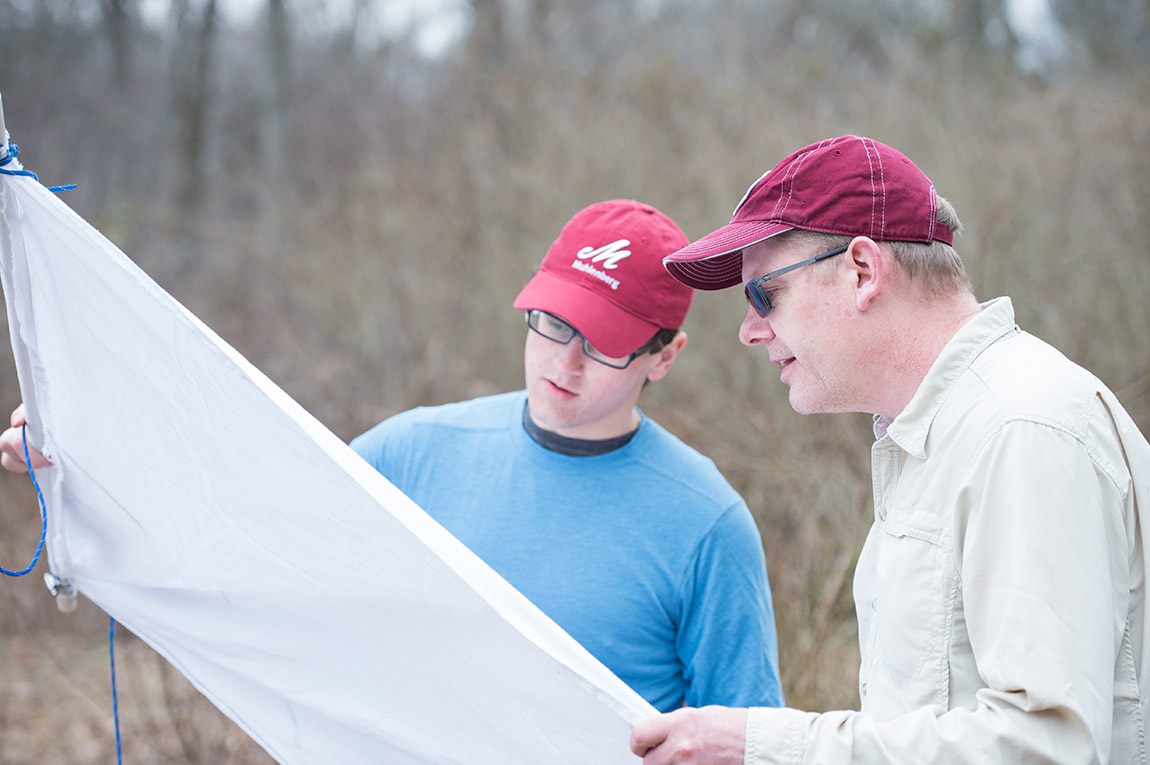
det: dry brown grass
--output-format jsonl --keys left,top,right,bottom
{"left": 1, "top": 10, "right": 1148, "bottom": 761}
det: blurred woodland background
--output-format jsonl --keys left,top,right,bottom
{"left": 0, "top": 0, "right": 1148, "bottom": 761}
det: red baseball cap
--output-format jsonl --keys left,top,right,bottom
{"left": 513, "top": 199, "right": 694, "bottom": 358}
{"left": 663, "top": 135, "right": 954, "bottom": 290}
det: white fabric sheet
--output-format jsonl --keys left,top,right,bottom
{"left": 0, "top": 164, "right": 654, "bottom": 763}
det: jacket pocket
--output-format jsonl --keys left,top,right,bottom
{"left": 872, "top": 510, "right": 956, "bottom": 700}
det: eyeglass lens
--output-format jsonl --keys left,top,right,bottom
{"left": 745, "top": 282, "right": 771, "bottom": 318}
{"left": 526, "top": 310, "right": 633, "bottom": 368}
{"left": 743, "top": 244, "right": 849, "bottom": 319}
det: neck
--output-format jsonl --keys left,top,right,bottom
{"left": 875, "top": 291, "right": 983, "bottom": 419}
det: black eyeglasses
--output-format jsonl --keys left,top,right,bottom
{"left": 525, "top": 310, "right": 662, "bottom": 369}
{"left": 743, "top": 244, "right": 849, "bottom": 318}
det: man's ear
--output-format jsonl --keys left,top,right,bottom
{"left": 847, "top": 236, "right": 886, "bottom": 311}
{"left": 646, "top": 331, "right": 687, "bottom": 383}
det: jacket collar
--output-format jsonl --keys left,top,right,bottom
{"left": 875, "top": 296, "right": 1019, "bottom": 458}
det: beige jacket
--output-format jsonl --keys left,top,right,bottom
{"left": 746, "top": 298, "right": 1149, "bottom": 764}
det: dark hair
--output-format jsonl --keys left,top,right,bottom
{"left": 638, "top": 328, "right": 681, "bottom": 389}
{"left": 641, "top": 328, "right": 680, "bottom": 356}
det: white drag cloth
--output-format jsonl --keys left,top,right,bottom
{"left": 0, "top": 158, "right": 653, "bottom": 763}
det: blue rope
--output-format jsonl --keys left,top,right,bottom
{"left": 0, "top": 141, "right": 77, "bottom": 192}
{"left": 1, "top": 432, "right": 122, "bottom": 761}
{"left": 0, "top": 425, "right": 48, "bottom": 577}
{"left": 110, "top": 617, "right": 124, "bottom": 765}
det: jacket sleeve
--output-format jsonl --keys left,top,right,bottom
{"left": 746, "top": 419, "right": 1131, "bottom": 764}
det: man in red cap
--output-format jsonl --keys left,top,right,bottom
{"left": 631, "top": 136, "right": 1150, "bottom": 763}
{"left": 1, "top": 199, "right": 783, "bottom": 713}
{"left": 348, "top": 199, "right": 783, "bottom": 712}
{"left": 0, "top": 200, "right": 783, "bottom": 714}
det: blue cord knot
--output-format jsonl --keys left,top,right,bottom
{"left": 1, "top": 141, "right": 77, "bottom": 192}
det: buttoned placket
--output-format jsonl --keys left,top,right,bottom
{"left": 859, "top": 433, "right": 909, "bottom": 705}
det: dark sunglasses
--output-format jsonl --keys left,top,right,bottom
{"left": 743, "top": 244, "right": 849, "bottom": 318}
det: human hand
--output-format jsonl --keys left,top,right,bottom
{"left": 0, "top": 403, "right": 52, "bottom": 472}
{"left": 630, "top": 706, "right": 748, "bottom": 765}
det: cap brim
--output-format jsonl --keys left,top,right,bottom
{"left": 663, "top": 221, "right": 793, "bottom": 290}
{"left": 513, "top": 271, "right": 661, "bottom": 358}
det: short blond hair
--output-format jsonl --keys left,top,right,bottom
{"left": 773, "top": 196, "right": 972, "bottom": 297}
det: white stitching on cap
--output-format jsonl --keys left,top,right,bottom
{"left": 675, "top": 258, "right": 741, "bottom": 287}
{"left": 736, "top": 137, "right": 837, "bottom": 223}
{"left": 874, "top": 140, "right": 886, "bottom": 237}
{"left": 771, "top": 154, "right": 804, "bottom": 220}
{"left": 862, "top": 138, "right": 878, "bottom": 236}
{"left": 732, "top": 170, "right": 771, "bottom": 218}
{"left": 861, "top": 136, "right": 883, "bottom": 239}
{"left": 928, "top": 184, "right": 939, "bottom": 241}
{"left": 773, "top": 137, "right": 831, "bottom": 222}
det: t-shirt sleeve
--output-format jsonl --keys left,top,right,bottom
{"left": 677, "top": 501, "right": 784, "bottom": 708}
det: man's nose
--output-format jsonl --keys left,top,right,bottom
{"left": 738, "top": 305, "right": 775, "bottom": 347}
{"left": 555, "top": 338, "right": 587, "bottom": 369}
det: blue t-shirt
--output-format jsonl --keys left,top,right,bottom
{"left": 351, "top": 391, "right": 782, "bottom": 711}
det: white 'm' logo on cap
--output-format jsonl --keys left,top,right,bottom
{"left": 576, "top": 239, "right": 631, "bottom": 270}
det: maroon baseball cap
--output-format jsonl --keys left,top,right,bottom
{"left": 513, "top": 199, "right": 694, "bottom": 358}
{"left": 663, "top": 135, "right": 954, "bottom": 290}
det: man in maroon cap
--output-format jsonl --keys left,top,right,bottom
{"left": 347, "top": 199, "right": 783, "bottom": 712}
{"left": 630, "top": 136, "right": 1150, "bottom": 763}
